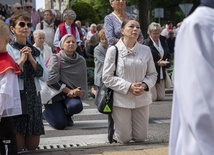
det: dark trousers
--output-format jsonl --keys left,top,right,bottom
{"left": 0, "top": 117, "right": 18, "bottom": 155}
{"left": 43, "top": 97, "right": 83, "bottom": 130}
{"left": 108, "top": 114, "right": 114, "bottom": 143}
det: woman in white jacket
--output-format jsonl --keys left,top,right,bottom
{"left": 102, "top": 19, "right": 157, "bottom": 143}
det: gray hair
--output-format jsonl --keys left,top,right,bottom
{"left": 90, "top": 23, "right": 97, "bottom": 29}
{"left": 147, "top": 22, "right": 162, "bottom": 34}
{"left": 33, "top": 29, "right": 46, "bottom": 38}
{"left": 12, "top": 2, "right": 22, "bottom": 8}
{"left": 109, "top": 0, "right": 114, "bottom": 2}
{"left": 63, "top": 9, "right": 76, "bottom": 20}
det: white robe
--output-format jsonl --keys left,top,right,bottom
{"left": 169, "top": 6, "right": 214, "bottom": 155}
{"left": 0, "top": 70, "right": 22, "bottom": 117}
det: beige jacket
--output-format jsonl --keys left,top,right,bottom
{"left": 102, "top": 39, "right": 157, "bottom": 108}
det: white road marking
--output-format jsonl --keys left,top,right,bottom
{"left": 44, "top": 120, "right": 108, "bottom": 131}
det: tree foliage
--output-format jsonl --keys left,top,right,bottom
{"left": 72, "top": 1, "right": 100, "bottom": 24}
{"left": 70, "top": 0, "right": 200, "bottom": 36}
{"left": 75, "top": 0, "right": 112, "bottom": 23}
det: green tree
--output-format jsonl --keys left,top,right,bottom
{"left": 70, "top": 0, "right": 200, "bottom": 37}
{"left": 74, "top": 0, "right": 112, "bottom": 23}
{"left": 72, "top": 1, "right": 100, "bottom": 24}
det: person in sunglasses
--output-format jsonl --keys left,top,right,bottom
{"left": 23, "top": 2, "right": 40, "bottom": 44}
{"left": 6, "top": 12, "right": 48, "bottom": 153}
{"left": 24, "top": 2, "right": 40, "bottom": 30}
{"left": 5, "top": 2, "right": 23, "bottom": 26}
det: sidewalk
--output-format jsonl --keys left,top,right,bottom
{"left": 22, "top": 143, "right": 169, "bottom": 155}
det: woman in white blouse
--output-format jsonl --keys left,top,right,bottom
{"left": 102, "top": 19, "right": 157, "bottom": 143}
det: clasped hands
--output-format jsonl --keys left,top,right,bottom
{"left": 129, "top": 82, "right": 147, "bottom": 96}
{"left": 157, "top": 58, "right": 169, "bottom": 66}
{"left": 67, "top": 87, "right": 83, "bottom": 98}
{"left": 20, "top": 46, "right": 34, "bottom": 62}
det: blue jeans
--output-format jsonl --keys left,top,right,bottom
{"left": 43, "top": 97, "right": 83, "bottom": 130}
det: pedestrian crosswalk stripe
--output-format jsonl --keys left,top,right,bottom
{"left": 43, "top": 120, "right": 108, "bottom": 131}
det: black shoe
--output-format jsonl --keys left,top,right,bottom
{"left": 67, "top": 116, "right": 74, "bottom": 126}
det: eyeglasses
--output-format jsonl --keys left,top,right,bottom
{"left": 18, "top": 22, "right": 32, "bottom": 28}
{"left": 25, "top": 6, "right": 32, "bottom": 9}
{"left": 16, "top": 7, "right": 23, "bottom": 10}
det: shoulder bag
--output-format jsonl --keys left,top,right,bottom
{"left": 40, "top": 55, "right": 66, "bottom": 104}
{"left": 95, "top": 46, "right": 118, "bottom": 114}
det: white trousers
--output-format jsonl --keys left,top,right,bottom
{"left": 112, "top": 105, "right": 149, "bottom": 143}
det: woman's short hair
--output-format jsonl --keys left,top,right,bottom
{"left": 9, "top": 12, "right": 31, "bottom": 27}
{"left": 96, "top": 24, "right": 103, "bottom": 32}
{"left": 147, "top": 22, "right": 162, "bottom": 34}
{"left": 44, "top": 9, "right": 53, "bottom": 16}
{"left": 63, "top": 9, "right": 76, "bottom": 20}
{"left": 98, "top": 29, "right": 106, "bottom": 41}
{"left": 33, "top": 29, "right": 46, "bottom": 38}
{"left": 90, "top": 23, "right": 97, "bottom": 29}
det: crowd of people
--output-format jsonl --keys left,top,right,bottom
{"left": 1, "top": 0, "right": 213, "bottom": 154}
{"left": 0, "top": 0, "right": 176, "bottom": 154}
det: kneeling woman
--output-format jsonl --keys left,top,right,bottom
{"left": 43, "top": 34, "right": 88, "bottom": 130}
{"left": 102, "top": 19, "right": 157, "bottom": 143}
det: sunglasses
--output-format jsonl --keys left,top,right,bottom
{"left": 16, "top": 7, "right": 23, "bottom": 10}
{"left": 25, "top": 6, "right": 32, "bottom": 9}
{"left": 18, "top": 22, "right": 32, "bottom": 28}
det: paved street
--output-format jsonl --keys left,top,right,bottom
{"left": 22, "top": 89, "right": 173, "bottom": 155}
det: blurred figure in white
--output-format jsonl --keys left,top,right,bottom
{"left": 169, "top": 0, "right": 214, "bottom": 155}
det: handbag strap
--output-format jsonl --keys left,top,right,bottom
{"left": 114, "top": 46, "right": 118, "bottom": 76}
{"left": 45, "top": 55, "right": 60, "bottom": 70}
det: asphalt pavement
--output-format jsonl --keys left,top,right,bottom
{"left": 20, "top": 88, "right": 173, "bottom": 155}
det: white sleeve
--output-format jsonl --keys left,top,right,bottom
{"left": 0, "top": 70, "right": 22, "bottom": 117}
{"left": 53, "top": 28, "right": 60, "bottom": 48}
